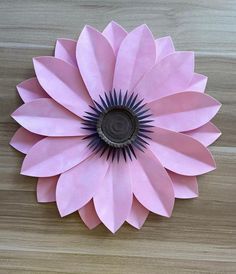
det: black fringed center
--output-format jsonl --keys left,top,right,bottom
{"left": 82, "top": 90, "right": 153, "bottom": 161}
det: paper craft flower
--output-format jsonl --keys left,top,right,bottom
{"left": 11, "top": 22, "right": 221, "bottom": 233}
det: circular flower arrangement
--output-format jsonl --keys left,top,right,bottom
{"left": 11, "top": 22, "right": 221, "bottom": 233}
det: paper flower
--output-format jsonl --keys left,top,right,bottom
{"left": 10, "top": 22, "right": 221, "bottom": 233}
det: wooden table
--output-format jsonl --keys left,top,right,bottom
{"left": 0, "top": 1, "right": 235, "bottom": 273}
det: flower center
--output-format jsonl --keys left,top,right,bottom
{"left": 82, "top": 90, "right": 153, "bottom": 161}
{"left": 97, "top": 107, "right": 139, "bottom": 148}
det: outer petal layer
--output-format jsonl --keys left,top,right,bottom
{"left": 155, "top": 36, "right": 175, "bottom": 63}
{"left": 130, "top": 149, "right": 175, "bottom": 217}
{"left": 11, "top": 98, "right": 86, "bottom": 137}
{"left": 76, "top": 25, "right": 115, "bottom": 102}
{"left": 55, "top": 39, "right": 77, "bottom": 67}
{"left": 17, "top": 77, "right": 49, "bottom": 103}
{"left": 126, "top": 196, "right": 149, "bottom": 229}
{"left": 183, "top": 122, "right": 221, "bottom": 146}
{"left": 186, "top": 73, "right": 207, "bottom": 92}
{"left": 56, "top": 155, "right": 109, "bottom": 217}
{"left": 37, "top": 176, "right": 59, "bottom": 203}
{"left": 113, "top": 24, "right": 156, "bottom": 92}
{"left": 168, "top": 171, "right": 198, "bottom": 199}
{"left": 135, "top": 52, "right": 194, "bottom": 102}
{"left": 102, "top": 21, "right": 127, "bottom": 56}
{"left": 10, "top": 127, "right": 43, "bottom": 154}
{"left": 149, "top": 92, "right": 221, "bottom": 132}
{"left": 94, "top": 160, "right": 132, "bottom": 233}
{"left": 21, "top": 137, "right": 91, "bottom": 177}
{"left": 183, "top": 122, "right": 221, "bottom": 147}
{"left": 33, "top": 56, "right": 92, "bottom": 117}
{"left": 79, "top": 200, "right": 101, "bottom": 229}
{"left": 150, "top": 127, "right": 216, "bottom": 176}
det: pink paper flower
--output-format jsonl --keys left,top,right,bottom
{"left": 11, "top": 22, "right": 221, "bottom": 233}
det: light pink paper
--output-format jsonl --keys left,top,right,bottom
{"left": 76, "top": 25, "right": 115, "bottom": 102}
{"left": 11, "top": 22, "right": 221, "bottom": 232}
{"left": 10, "top": 127, "right": 44, "bottom": 154}
{"left": 56, "top": 154, "right": 109, "bottom": 217}
{"left": 17, "top": 77, "right": 49, "bottom": 103}
{"left": 12, "top": 98, "right": 87, "bottom": 137}
{"left": 37, "top": 176, "right": 59, "bottom": 203}
{"left": 78, "top": 200, "right": 101, "bottom": 230}
{"left": 113, "top": 24, "right": 156, "bottom": 93}
{"left": 55, "top": 38, "right": 77, "bottom": 67}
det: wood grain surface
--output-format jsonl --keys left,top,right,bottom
{"left": 0, "top": 0, "right": 236, "bottom": 273}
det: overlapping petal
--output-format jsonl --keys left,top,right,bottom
{"left": 148, "top": 92, "right": 221, "bottom": 132}
{"left": 130, "top": 149, "right": 175, "bottom": 217}
{"left": 21, "top": 137, "right": 91, "bottom": 177}
{"left": 94, "top": 160, "right": 132, "bottom": 233}
{"left": 168, "top": 171, "right": 198, "bottom": 199}
{"left": 126, "top": 196, "right": 149, "bottom": 229}
{"left": 37, "top": 176, "right": 59, "bottom": 203}
{"left": 113, "top": 24, "right": 156, "bottom": 92}
{"left": 150, "top": 127, "right": 216, "bottom": 176}
{"left": 76, "top": 25, "right": 115, "bottom": 102}
{"left": 33, "top": 56, "right": 92, "bottom": 117}
{"left": 102, "top": 21, "right": 127, "bottom": 56}
{"left": 17, "top": 77, "right": 49, "bottom": 103}
{"left": 10, "top": 127, "right": 43, "bottom": 154}
{"left": 135, "top": 52, "right": 194, "bottom": 102}
{"left": 11, "top": 98, "right": 86, "bottom": 137}
{"left": 155, "top": 36, "right": 175, "bottom": 63}
{"left": 56, "top": 155, "right": 109, "bottom": 217}
{"left": 183, "top": 122, "right": 221, "bottom": 146}
{"left": 186, "top": 73, "right": 208, "bottom": 92}
{"left": 78, "top": 200, "right": 101, "bottom": 229}
{"left": 55, "top": 38, "right": 77, "bottom": 67}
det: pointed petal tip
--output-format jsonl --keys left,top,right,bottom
{"left": 56, "top": 201, "right": 73, "bottom": 218}
{"left": 106, "top": 20, "right": 127, "bottom": 33}
{"left": 32, "top": 56, "right": 47, "bottom": 67}
{"left": 132, "top": 23, "right": 151, "bottom": 34}
{"left": 9, "top": 139, "right": 19, "bottom": 152}
{"left": 109, "top": 20, "right": 120, "bottom": 27}
{"left": 128, "top": 221, "right": 143, "bottom": 230}
{"left": 81, "top": 24, "right": 97, "bottom": 34}
{"left": 33, "top": 56, "right": 54, "bottom": 65}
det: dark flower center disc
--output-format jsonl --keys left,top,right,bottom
{"left": 97, "top": 107, "right": 139, "bottom": 148}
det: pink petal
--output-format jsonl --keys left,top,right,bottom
{"left": 17, "top": 77, "right": 49, "bottom": 103}
{"left": 186, "top": 73, "right": 207, "bottom": 92}
{"left": 94, "top": 160, "right": 132, "bottom": 233}
{"left": 102, "top": 21, "right": 127, "bottom": 56}
{"left": 135, "top": 52, "right": 194, "bottom": 102}
{"left": 78, "top": 200, "right": 101, "bottom": 229}
{"left": 21, "top": 137, "right": 91, "bottom": 177}
{"left": 76, "top": 25, "right": 115, "bottom": 102}
{"left": 150, "top": 127, "right": 216, "bottom": 176}
{"left": 113, "top": 24, "right": 156, "bottom": 92}
{"left": 55, "top": 38, "right": 77, "bottom": 67}
{"left": 33, "top": 56, "right": 92, "bottom": 117}
{"left": 126, "top": 196, "right": 149, "bottom": 229}
{"left": 168, "top": 171, "right": 198, "bottom": 199}
{"left": 149, "top": 91, "right": 221, "bottom": 132}
{"left": 56, "top": 155, "right": 108, "bottom": 217}
{"left": 10, "top": 127, "right": 43, "bottom": 154}
{"left": 130, "top": 149, "right": 174, "bottom": 217}
{"left": 183, "top": 122, "right": 221, "bottom": 147}
{"left": 37, "top": 176, "right": 59, "bottom": 203}
{"left": 155, "top": 36, "right": 175, "bottom": 63}
{"left": 12, "top": 98, "right": 86, "bottom": 137}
